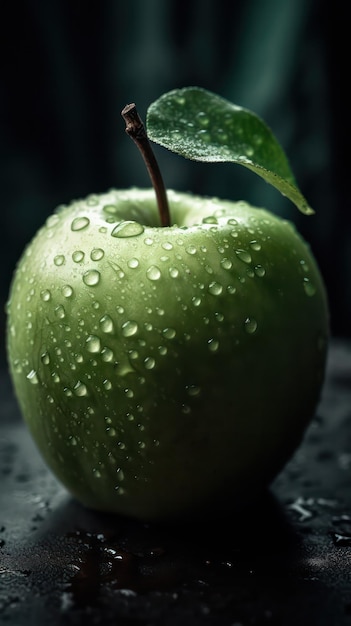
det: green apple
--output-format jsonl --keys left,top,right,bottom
{"left": 6, "top": 88, "right": 329, "bottom": 521}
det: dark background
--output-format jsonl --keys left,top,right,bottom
{"left": 0, "top": 0, "right": 349, "bottom": 366}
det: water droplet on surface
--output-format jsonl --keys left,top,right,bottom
{"left": 83, "top": 270, "right": 101, "bottom": 286}
{"left": 146, "top": 266, "right": 161, "bottom": 281}
{"left": 169, "top": 267, "right": 179, "bottom": 278}
{"left": 27, "top": 369, "right": 39, "bottom": 384}
{"left": 162, "top": 242, "right": 173, "bottom": 251}
{"left": 192, "top": 296, "right": 202, "bottom": 307}
{"left": 197, "top": 111, "right": 209, "bottom": 126}
{"left": 41, "top": 352, "right": 50, "bottom": 365}
{"left": 62, "top": 285, "right": 74, "bottom": 298}
{"left": 122, "top": 321, "right": 139, "bottom": 337}
{"left": 162, "top": 327, "right": 176, "bottom": 339}
{"left": 250, "top": 240, "right": 262, "bottom": 251}
{"left": 100, "top": 314, "right": 114, "bottom": 333}
{"left": 127, "top": 258, "right": 139, "bottom": 269}
{"left": 208, "top": 282, "right": 223, "bottom": 296}
{"left": 202, "top": 216, "right": 218, "bottom": 224}
{"left": 55, "top": 305, "right": 66, "bottom": 319}
{"left": 54, "top": 255, "right": 65, "bottom": 267}
{"left": 144, "top": 357, "right": 156, "bottom": 370}
{"left": 71, "top": 216, "right": 90, "bottom": 232}
{"left": 85, "top": 335, "right": 101, "bottom": 353}
{"left": 101, "top": 347, "right": 114, "bottom": 362}
{"left": 74, "top": 381, "right": 88, "bottom": 397}
{"left": 90, "top": 248, "right": 105, "bottom": 261}
{"left": 103, "top": 204, "right": 117, "bottom": 215}
{"left": 236, "top": 250, "right": 252, "bottom": 264}
{"left": 244, "top": 317, "right": 258, "bottom": 334}
{"left": 303, "top": 278, "right": 316, "bottom": 296}
{"left": 46, "top": 214, "right": 59, "bottom": 228}
{"left": 103, "top": 379, "right": 112, "bottom": 391}
{"left": 208, "top": 339, "right": 219, "bottom": 352}
{"left": 72, "top": 250, "right": 85, "bottom": 263}
{"left": 40, "top": 289, "right": 51, "bottom": 302}
{"left": 186, "top": 245, "right": 197, "bottom": 255}
{"left": 111, "top": 221, "right": 144, "bottom": 238}
{"left": 254, "top": 265, "right": 266, "bottom": 277}
{"left": 186, "top": 385, "right": 201, "bottom": 397}
{"left": 220, "top": 258, "right": 233, "bottom": 270}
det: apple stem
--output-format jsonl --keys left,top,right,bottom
{"left": 121, "top": 103, "right": 171, "bottom": 227}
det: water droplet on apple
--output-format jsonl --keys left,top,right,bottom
{"left": 300, "top": 260, "right": 310, "bottom": 273}
{"left": 12, "top": 359, "right": 22, "bottom": 373}
{"left": 146, "top": 266, "right": 161, "bottom": 281}
{"left": 244, "top": 317, "right": 258, "bottom": 334}
{"left": 192, "top": 296, "right": 202, "bottom": 307}
{"left": 162, "top": 327, "right": 176, "bottom": 339}
{"left": 103, "top": 203, "right": 118, "bottom": 215}
{"left": 71, "top": 216, "right": 90, "bottom": 232}
{"left": 101, "top": 347, "right": 114, "bottom": 362}
{"left": 116, "top": 306, "right": 125, "bottom": 315}
{"left": 169, "top": 267, "right": 179, "bottom": 278}
{"left": 27, "top": 369, "right": 39, "bottom": 384}
{"left": 202, "top": 216, "right": 218, "bottom": 224}
{"left": 127, "top": 258, "right": 140, "bottom": 269}
{"left": 90, "top": 248, "right": 105, "bottom": 261}
{"left": 46, "top": 214, "right": 59, "bottom": 228}
{"left": 99, "top": 314, "right": 114, "bottom": 333}
{"left": 85, "top": 335, "right": 101, "bottom": 353}
{"left": 111, "top": 221, "right": 145, "bottom": 238}
{"left": 197, "top": 111, "right": 209, "bottom": 126}
{"left": 109, "top": 263, "right": 125, "bottom": 279}
{"left": 303, "top": 278, "right": 316, "bottom": 296}
{"left": 208, "top": 282, "right": 223, "bottom": 296}
{"left": 72, "top": 250, "right": 85, "bottom": 263}
{"left": 52, "top": 372, "right": 61, "bottom": 383}
{"left": 254, "top": 265, "right": 266, "bottom": 277}
{"left": 103, "top": 379, "right": 112, "bottom": 391}
{"left": 144, "top": 357, "right": 156, "bottom": 370}
{"left": 250, "top": 240, "right": 262, "bottom": 251}
{"left": 186, "top": 245, "right": 197, "bottom": 255}
{"left": 83, "top": 270, "right": 101, "bottom": 286}
{"left": 162, "top": 242, "right": 173, "bottom": 250}
{"left": 74, "top": 381, "right": 88, "bottom": 396}
{"left": 54, "top": 255, "right": 65, "bottom": 266}
{"left": 122, "top": 321, "right": 139, "bottom": 337}
{"left": 208, "top": 339, "right": 219, "bottom": 352}
{"left": 186, "top": 385, "right": 201, "bottom": 397}
{"left": 41, "top": 352, "right": 50, "bottom": 365}
{"left": 220, "top": 258, "right": 233, "bottom": 270}
{"left": 236, "top": 250, "right": 252, "bottom": 264}
{"left": 62, "top": 285, "right": 74, "bottom": 298}
{"left": 54, "top": 305, "right": 65, "bottom": 319}
{"left": 40, "top": 289, "right": 51, "bottom": 302}
{"left": 182, "top": 404, "right": 191, "bottom": 415}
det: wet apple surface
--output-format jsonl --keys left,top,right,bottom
{"left": 6, "top": 189, "right": 328, "bottom": 520}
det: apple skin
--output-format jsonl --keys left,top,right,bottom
{"left": 6, "top": 188, "right": 329, "bottom": 521}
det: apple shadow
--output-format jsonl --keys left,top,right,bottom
{"left": 24, "top": 487, "right": 302, "bottom": 603}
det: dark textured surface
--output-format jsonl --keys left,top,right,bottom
{"left": 0, "top": 339, "right": 351, "bottom": 625}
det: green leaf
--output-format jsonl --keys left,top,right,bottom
{"left": 146, "top": 87, "right": 313, "bottom": 215}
